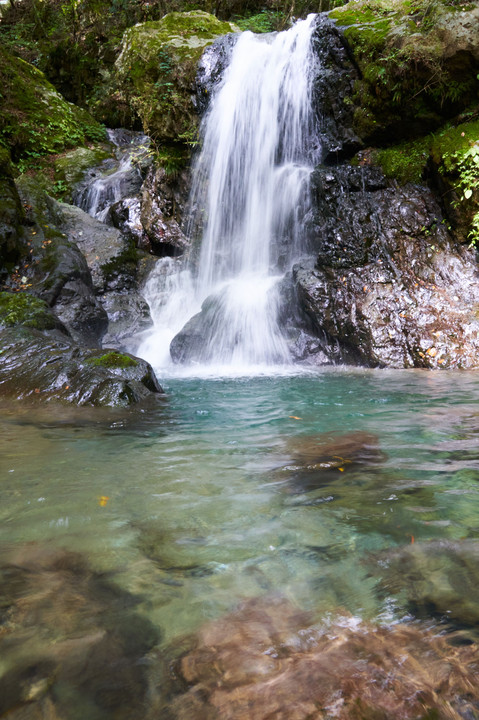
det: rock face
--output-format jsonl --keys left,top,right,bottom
{"left": 114, "top": 11, "right": 239, "bottom": 145}
{"left": 294, "top": 164, "right": 479, "bottom": 369}
{"left": 329, "top": 1, "right": 479, "bottom": 144}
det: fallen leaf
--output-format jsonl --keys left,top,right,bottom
{"left": 99, "top": 496, "right": 109, "bottom": 507}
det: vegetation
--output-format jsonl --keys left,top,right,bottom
{"left": 86, "top": 350, "right": 139, "bottom": 368}
{"left": 329, "top": 0, "right": 479, "bottom": 142}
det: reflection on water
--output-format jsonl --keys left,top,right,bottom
{"left": 2, "top": 368, "right": 479, "bottom": 717}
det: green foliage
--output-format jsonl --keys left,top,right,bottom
{"left": 87, "top": 351, "right": 139, "bottom": 368}
{"left": 431, "top": 118, "right": 479, "bottom": 246}
{"left": 234, "top": 10, "right": 282, "bottom": 32}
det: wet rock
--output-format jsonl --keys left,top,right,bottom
{"left": 140, "top": 165, "right": 190, "bottom": 256}
{"left": 310, "top": 15, "right": 362, "bottom": 163}
{"left": 0, "top": 326, "right": 162, "bottom": 407}
{"left": 15, "top": 178, "right": 108, "bottom": 348}
{"left": 58, "top": 202, "right": 153, "bottom": 347}
{"left": 161, "top": 596, "right": 479, "bottom": 720}
{"left": 296, "top": 165, "right": 479, "bottom": 368}
{"left": 196, "top": 32, "right": 239, "bottom": 114}
{"left": 0, "top": 542, "right": 159, "bottom": 720}
{"left": 377, "top": 539, "right": 479, "bottom": 629}
{"left": 100, "top": 291, "right": 152, "bottom": 350}
{"left": 110, "top": 196, "right": 150, "bottom": 251}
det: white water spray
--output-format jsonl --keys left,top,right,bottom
{"left": 138, "top": 15, "right": 319, "bottom": 373}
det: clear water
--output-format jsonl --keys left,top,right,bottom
{"left": 2, "top": 368, "right": 479, "bottom": 654}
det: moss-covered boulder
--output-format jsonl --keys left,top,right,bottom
{"left": 0, "top": 45, "right": 106, "bottom": 168}
{"left": 0, "top": 325, "right": 163, "bottom": 407}
{"left": 330, "top": 0, "right": 479, "bottom": 142}
{"left": 0, "top": 291, "right": 66, "bottom": 333}
{"left": 114, "top": 11, "right": 239, "bottom": 146}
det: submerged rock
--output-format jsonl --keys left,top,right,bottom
{"left": 296, "top": 165, "right": 479, "bottom": 368}
{"left": 0, "top": 542, "right": 159, "bottom": 720}
{"left": 281, "top": 430, "right": 386, "bottom": 492}
{"left": 377, "top": 539, "right": 479, "bottom": 629}
{"left": 161, "top": 595, "right": 479, "bottom": 720}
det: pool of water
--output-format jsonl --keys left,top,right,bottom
{"left": 2, "top": 367, "right": 479, "bottom": 715}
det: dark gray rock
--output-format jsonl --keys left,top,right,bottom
{"left": 310, "top": 15, "right": 362, "bottom": 163}
{"left": 110, "top": 196, "right": 150, "bottom": 251}
{"left": 99, "top": 290, "right": 152, "bottom": 350}
{"left": 296, "top": 165, "right": 479, "bottom": 368}
{"left": 196, "top": 32, "right": 239, "bottom": 115}
{"left": 140, "top": 166, "right": 190, "bottom": 256}
{"left": 0, "top": 325, "right": 162, "bottom": 407}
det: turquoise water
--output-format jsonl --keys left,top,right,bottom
{"left": 2, "top": 367, "right": 479, "bottom": 706}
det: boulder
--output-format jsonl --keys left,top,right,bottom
{"left": 329, "top": 1, "right": 479, "bottom": 143}
{"left": 114, "top": 11, "right": 239, "bottom": 145}
{"left": 0, "top": 326, "right": 162, "bottom": 407}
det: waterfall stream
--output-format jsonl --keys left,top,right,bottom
{"left": 138, "top": 16, "right": 319, "bottom": 373}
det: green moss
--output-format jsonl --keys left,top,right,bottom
{"left": 372, "top": 136, "right": 431, "bottom": 183}
{"left": 87, "top": 351, "right": 139, "bottom": 369}
{"left": 329, "top": 0, "right": 479, "bottom": 142}
{"left": 114, "top": 11, "right": 238, "bottom": 145}
{"left": 0, "top": 291, "right": 57, "bottom": 330}
{"left": 0, "top": 45, "right": 106, "bottom": 169}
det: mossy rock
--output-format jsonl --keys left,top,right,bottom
{"left": 0, "top": 45, "right": 107, "bottom": 169}
{"left": 115, "top": 11, "right": 239, "bottom": 145}
{"left": 0, "top": 291, "right": 63, "bottom": 331}
{"left": 329, "top": 1, "right": 479, "bottom": 142}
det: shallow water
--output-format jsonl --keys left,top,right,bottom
{"left": 2, "top": 368, "right": 479, "bottom": 711}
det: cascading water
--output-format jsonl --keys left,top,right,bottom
{"left": 138, "top": 15, "right": 319, "bottom": 373}
{"left": 74, "top": 129, "right": 148, "bottom": 222}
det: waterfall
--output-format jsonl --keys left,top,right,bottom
{"left": 138, "top": 15, "right": 319, "bottom": 373}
